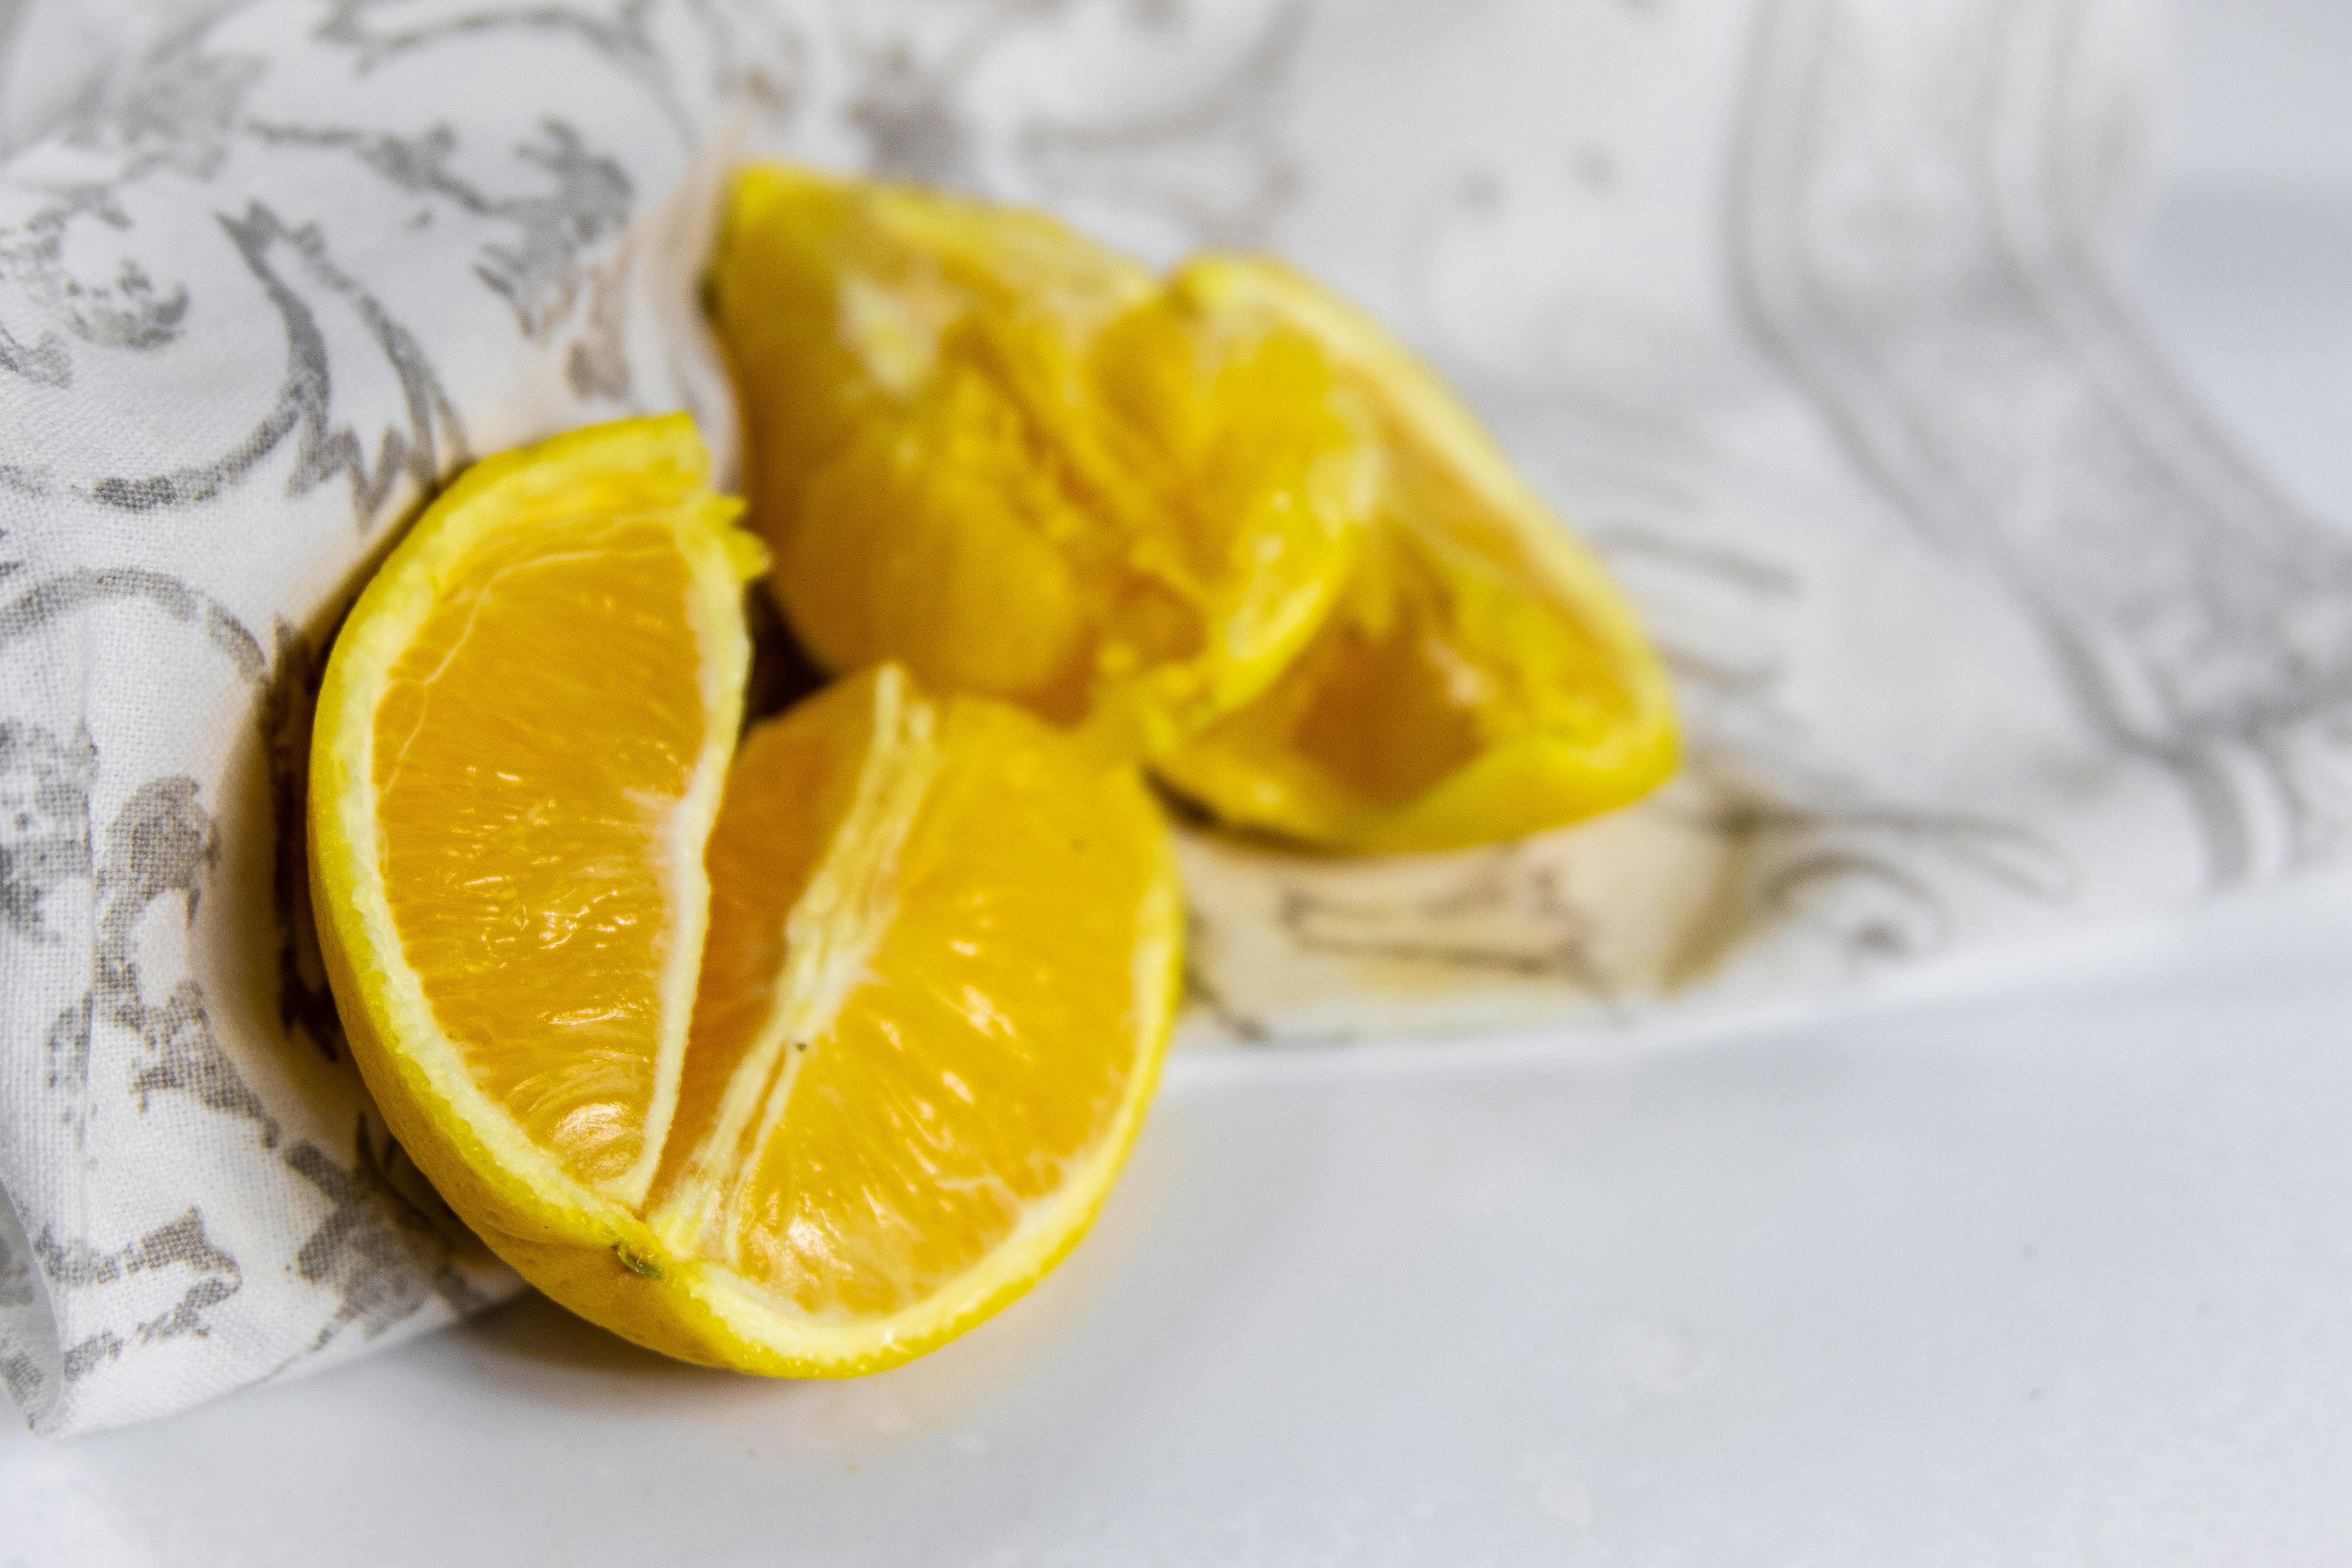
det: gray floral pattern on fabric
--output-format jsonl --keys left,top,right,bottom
{"left": 89, "top": 201, "right": 469, "bottom": 518}
{"left": 0, "top": 719, "right": 95, "bottom": 942}
{"left": 0, "top": 0, "right": 786, "bottom": 1432}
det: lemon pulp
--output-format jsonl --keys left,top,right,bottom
{"left": 713, "top": 164, "right": 1369, "bottom": 760}
{"left": 1155, "top": 258, "right": 1679, "bottom": 852}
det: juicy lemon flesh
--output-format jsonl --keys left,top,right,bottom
{"left": 316, "top": 438, "right": 1180, "bottom": 1375}
{"left": 650, "top": 676, "right": 877, "bottom": 1232}
{"left": 1155, "top": 258, "right": 1679, "bottom": 853}
{"left": 650, "top": 665, "right": 1179, "bottom": 1326}
{"left": 713, "top": 164, "right": 1368, "bottom": 760}
{"left": 342, "top": 418, "right": 753, "bottom": 1207}
{"left": 376, "top": 513, "right": 703, "bottom": 1195}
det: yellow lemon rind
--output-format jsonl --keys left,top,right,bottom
{"left": 1162, "top": 724, "right": 1678, "bottom": 858}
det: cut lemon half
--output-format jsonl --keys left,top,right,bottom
{"left": 311, "top": 419, "right": 1180, "bottom": 1371}
{"left": 712, "top": 164, "right": 1369, "bottom": 761}
{"left": 1154, "top": 258, "right": 1679, "bottom": 853}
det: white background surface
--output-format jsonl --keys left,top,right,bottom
{"left": 11, "top": 883, "right": 2352, "bottom": 1565}
{"left": 9, "top": 3, "right": 2352, "bottom": 1562}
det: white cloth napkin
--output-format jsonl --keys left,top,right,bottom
{"left": 4, "top": 0, "right": 2345, "bottom": 1436}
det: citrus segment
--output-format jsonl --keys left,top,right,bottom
{"left": 649, "top": 664, "right": 1182, "bottom": 1362}
{"left": 712, "top": 164, "right": 1369, "bottom": 760}
{"left": 1154, "top": 258, "right": 1680, "bottom": 852}
{"left": 316, "top": 414, "right": 757, "bottom": 1210}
